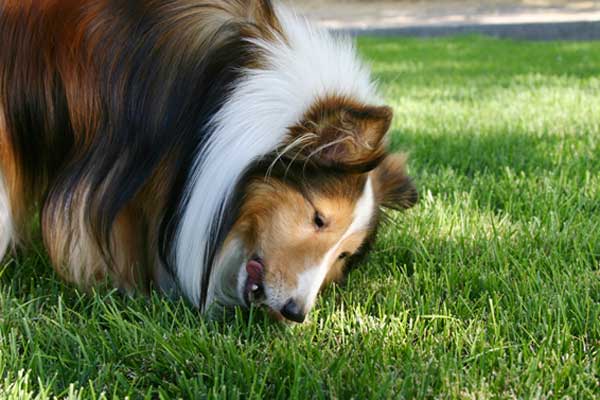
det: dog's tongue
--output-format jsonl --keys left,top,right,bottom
{"left": 246, "top": 259, "right": 263, "bottom": 283}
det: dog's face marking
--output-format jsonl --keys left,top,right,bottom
{"left": 290, "top": 177, "right": 375, "bottom": 315}
{"left": 232, "top": 175, "right": 374, "bottom": 322}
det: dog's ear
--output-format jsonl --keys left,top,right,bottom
{"left": 289, "top": 102, "right": 393, "bottom": 172}
{"left": 372, "top": 154, "right": 418, "bottom": 210}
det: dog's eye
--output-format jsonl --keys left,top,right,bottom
{"left": 313, "top": 212, "right": 325, "bottom": 229}
{"left": 338, "top": 252, "right": 351, "bottom": 260}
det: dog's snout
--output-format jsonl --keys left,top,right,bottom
{"left": 281, "top": 299, "right": 306, "bottom": 323}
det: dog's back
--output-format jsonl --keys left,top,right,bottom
{"left": 0, "top": 0, "right": 282, "bottom": 282}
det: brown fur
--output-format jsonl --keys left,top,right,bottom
{"left": 373, "top": 154, "right": 419, "bottom": 210}
{"left": 0, "top": 0, "right": 284, "bottom": 290}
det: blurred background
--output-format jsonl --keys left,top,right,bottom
{"left": 288, "top": 0, "right": 600, "bottom": 40}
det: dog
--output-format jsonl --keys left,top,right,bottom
{"left": 0, "top": 0, "right": 417, "bottom": 323}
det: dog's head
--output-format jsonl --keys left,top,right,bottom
{"left": 215, "top": 100, "right": 418, "bottom": 322}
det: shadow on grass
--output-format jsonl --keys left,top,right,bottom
{"left": 396, "top": 129, "right": 562, "bottom": 177}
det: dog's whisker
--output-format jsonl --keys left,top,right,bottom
{"left": 265, "top": 133, "right": 317, "bottom": 179}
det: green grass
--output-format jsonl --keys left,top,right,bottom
{"left": 2, "top": 36, "right": 600, "bottom": 398}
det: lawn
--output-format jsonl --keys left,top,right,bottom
{"left": 1, "top": 36, "right": 599, "bottom": 399}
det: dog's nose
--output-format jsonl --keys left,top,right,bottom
{"left": 281, "top": 299, "right": 306, "bottom": 323}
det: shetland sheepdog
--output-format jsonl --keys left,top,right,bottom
{"left": 0, "top": 0, "right": 417, "bottom": 322}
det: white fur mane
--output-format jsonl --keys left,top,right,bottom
{"left": 175, "top": 6, "right": 380, "bottom": 308}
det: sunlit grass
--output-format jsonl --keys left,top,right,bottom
{"left": 1, "top": 36, "right": 599, "bottom": 398}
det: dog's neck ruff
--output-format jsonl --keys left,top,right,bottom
{"left": 175, "top": 8, "right": 380, "bottom": 309}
